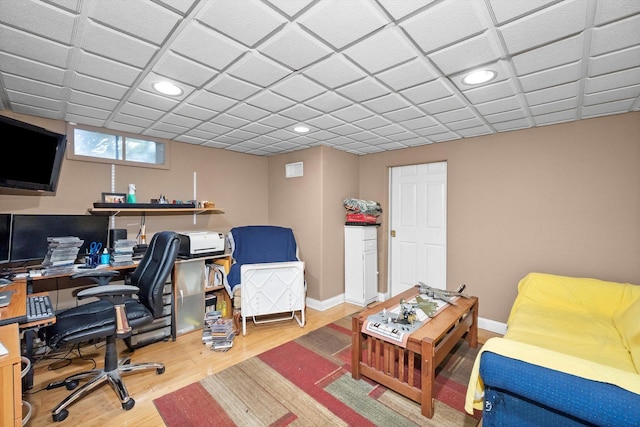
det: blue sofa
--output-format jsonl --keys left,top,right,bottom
{"left": 465, "top": 273, "right": 640, "bottom": 426}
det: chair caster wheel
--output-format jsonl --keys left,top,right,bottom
{"left": 157, "top": 366, "right": 165, "bottom": 375}
{"left": 66, "top": 380, "right": 78, "bottom": 390}
{"left": 122, "top": 398, "right": 135, "bottom": 410}
{"left": 52, "top": 409, "right": 68, "bottom": 422}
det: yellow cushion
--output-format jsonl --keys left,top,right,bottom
{"left": 614, "top": 284, "right": 640, "bottom": 372}
{"left": 505, "top": 273, "right": 637, "bottom": 372}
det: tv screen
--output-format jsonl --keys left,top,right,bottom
{"left": 9, "top": 214, "right": 109, "bottom": 266}
{"left": 0, "top": 115, "right": 67, "bottom": 193}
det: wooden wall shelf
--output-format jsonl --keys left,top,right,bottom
{"left": 88, "top": 207, "right": 224, "bottom": 216}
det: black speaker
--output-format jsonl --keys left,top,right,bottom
{"left": 108, "top": 228, "right": 127, "bottom": 248}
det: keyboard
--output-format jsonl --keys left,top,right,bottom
{"left": 26, "top": 295, "right": 55, "bottom": 321}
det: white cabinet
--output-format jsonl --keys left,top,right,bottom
{"left": 344, "top": 226, "right": 378, "bottom": 306}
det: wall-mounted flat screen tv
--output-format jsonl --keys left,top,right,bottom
{"left": 0, "top": 115, "right": 67, "bottom": 193}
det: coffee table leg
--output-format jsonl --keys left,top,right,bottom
{"left": 421, "top": 339, "right": 435, "bottom": 418}
{"left": 352, "top": 315, "right": 362, "bottom": 380}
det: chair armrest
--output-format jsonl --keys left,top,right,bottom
{"left": 71, "top": 270, "right": 120, "bottom": 286}
{"left": 77, "top": 284, "right": 140, "bottom": 300}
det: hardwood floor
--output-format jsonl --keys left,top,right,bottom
{"left": 24, "top": 304, "right": 500, "bottom": 426}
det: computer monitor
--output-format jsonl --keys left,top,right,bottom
{"left": 9, "top": 214, "right": 109, "bottom": 266}
{"left": 0, "top": 214, "right": 11, "bottom": 264}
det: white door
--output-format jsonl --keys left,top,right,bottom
{"left": 389, "top": 162, "right": 447, "bottom": 296}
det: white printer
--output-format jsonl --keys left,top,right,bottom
{"left": 177, "top": 231, "right": 225, "bottom": 257}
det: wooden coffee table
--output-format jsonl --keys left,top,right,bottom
{"left": 351, "top": 285, "right": 478, "bottom": 418}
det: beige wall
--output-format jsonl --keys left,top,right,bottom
{"left": 2, "top": 110, "right": 639, "bottom": 324}
{"left": 321, "top": 147, "right": 359, "bottom": 301}
{"left": 267, "top": 146, "right": 359, "bottom": 302}
{"left": 359, "top": 112, "right": 640, "bottom": 322}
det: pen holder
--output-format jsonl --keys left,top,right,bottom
{"left": 85, "top": 253, "right": 99, "bottom": 268}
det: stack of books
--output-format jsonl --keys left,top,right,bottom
{"left": 202, "top": 311, "right": 234, "bottom": 352}
{"left": 111, "top": 239, "right": 137, "bottom": 265}
{"left": 42, "top": 236, "right": 83, "bottom": 275}
{"left": 132, "top": 244, "right": 147, "bottom": 261}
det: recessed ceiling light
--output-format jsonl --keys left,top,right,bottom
{"left": 152, "top": 81, "right": 183, "bottom": 96}
{"left": 462, "top": 69, "right": 497, "bottom": 85}
{"left": 293, "top": 125, "right": 310, "bottom": 133}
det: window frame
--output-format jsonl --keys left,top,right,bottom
{"left": 66, "top": 123, "right": 171, "bottom": 170}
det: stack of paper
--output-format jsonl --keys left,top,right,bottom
{"left": 42, "top": 236, "right": 83, "bottom": 275}
{"left": 111, "top": 239, "right": 137, "bottom": 265}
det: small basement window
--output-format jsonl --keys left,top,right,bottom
{"left": 67, "top": 124, "right": 169, "bottom": 169}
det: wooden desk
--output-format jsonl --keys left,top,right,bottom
{"left": 0, "top": 283, "right": 27, "bottom": 326}
{"left": 0, "top": 322, "right": 22, "bottom": 427}
{"left": 24, "top": 263, "right": 138, "bottom": 293}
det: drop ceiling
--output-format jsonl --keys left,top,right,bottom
{"left": 0, "top": 0, "right": 638, "bottom": 156}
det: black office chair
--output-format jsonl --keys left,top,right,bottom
{"left": 44, "top": 231, "right": 180, "bottom": 422}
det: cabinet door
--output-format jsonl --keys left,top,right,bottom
{"left": 344, "top": 226, "right": 378, "bottom": 306}
{"left": 174, "top": 260, "right": 205, "bottom": 334}
{"left": 363, "top": 247, "right": 378, "bottom": 305}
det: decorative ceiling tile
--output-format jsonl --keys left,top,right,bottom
{"left": 258, "top": 24, "right": 333, "bottom": 70}
{"left": 303, "top": 54, "right": 365, "bottom": 88}
{"left": 344, "top": 27, "right": 418, "bottom": 74}
{"left": 0, "top": 26, "right": 71, "bottom": 68}
{"left": 226, "top": 52, "right": 291, "bottom": 87}
{"left": 590, "top": 14, "right": 640, "bottom": 56}
{"left": 170, "top": 23, "right": 246, "bottom": 71}
{"left": 3, "top": 74, "right": 64, "bottom": 100}
{"left": 82, "top": 21, "right": 158, "bottom": 68}
{"left": 377, "top": 0, "right": 434, "bottom": 20}
{"left": 279, "top": 103, "right": 323, "bottom": 121}
{"left": 153, "top": 51, "right": 217, "bottom": 87}
{"left": 428, "top": 32, "right": 502, "bottom": 75}
{"left": 305, "top": 92, "right": 351, "bottom": 113}
{"left": 197, "top": 0, "right": 287, "bottom": 47}
{"left": 331, "top": 104, "right": 373, "bottom": 122}
{"left": 0, "top": 52, "right": 66, "bottom": 85}
{"left": 336, "top": 78, "right": 391, "bottom": 102}
{"left": 247, "top": 90, "right": 295, "bottom": 112}
{"left": 206, "top": 75, "right": 261, "bottom": 101}
{"left": 400, "top": 79, "right": 453, "bottom": 104}
{"left": 518, "top": 62, "right": 582, "bottom": 92}
{"left": 266, "top": 0, "right": 315, "bottom": 18}
{"left": 300, "top": 0, "right": 387, "bottom": 49}
{"left": 75, "top": 51, "right": 142, "bottom": 86}
{"left": 226, "top": 103, "right": 271, "bottom": 122}
{"left": 271, "top": 74, "right": 326, "bottom": 102}
{"left": 375, "top": 58, "right": 438, "bottom": 91}
{"left": 402, "top": 0, "right": 486, "bottom": 53}
{"left": 91, "top": 0, "right": 180, "bottom": 45}
{"left": 589, "top": 45, "right": 640, "bottom": 77}
{"left": 499, "top": 0, "right": 588, "bottom": 55}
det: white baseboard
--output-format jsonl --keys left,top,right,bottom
{"left": 307, "top": 295, "right": 507, "bottom": 336}
{"left": 478, "top": 317, "right": 507, "bottom": 335}
{"left": 306, "top": 294, "right": 346, "bottom": 312}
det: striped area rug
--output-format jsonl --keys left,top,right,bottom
{"left": 153, "top": 315, "right": 482, "bottom": 426}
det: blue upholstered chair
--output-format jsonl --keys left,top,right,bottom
{"left": 226, "top": 225, "right": 306, "bottom": 335}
